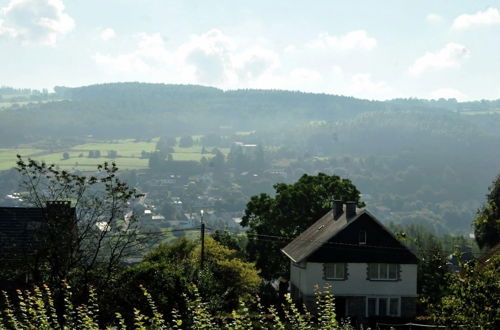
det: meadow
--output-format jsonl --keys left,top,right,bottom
{"left": 0, "top": 139, "right": 229, "bottom": 172}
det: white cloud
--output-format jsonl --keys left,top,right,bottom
{"left": 307, "top": 30, "right": 377, "bottom": 50}
{"left": 347, "top": 73, "right": 392, "bottom": 99}
{"left": 99, "top": 28, "right": 115, "bottom": 41}
{"left": 179, "top": 29, "right": 238, "bottom": 84}
{"left": 94, "top": 33, "right": 174, "bottom": 74}
{"left": 426, "top": 13, "right": 443, "bottom": 23}
{"left": 452, "top": 7, "right": 500, "bottom": 30}
{"left": 409, "top": 43, "right": 469, "bottom": 76}
{"left": 93, "top": 29, "right": 281, "bottom": 86}
{"left": 233, "top": 47, "right": 280, "bottom": 80}
{"left": 0, "top": 0, "right": 74, "bottom": 45}
{"left": 430, "top": 88, "right": 467, "bottom": 100}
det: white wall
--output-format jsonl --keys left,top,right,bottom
{"left": 290, "top": 262, "right": 417, "bottom": 297}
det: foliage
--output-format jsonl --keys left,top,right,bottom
{"left": 241, "top": 173, "right": 363, "bottom": 280}
{"left": 473, "top": 173, "right": 500, "bottom": 250}
{"left": 13, "top": 156, "right": 144, "bottom": 290}
{"left": 0, "top": 282, "right": 354, "bottom": 329}
{"left": 416, "top": 245, "right": 450, "bottom": 314}
{"left": 430, "top": 255, "right": 500, "bottom": 328}
{"left": 192, "top": 237, "right": 261, "bottom": 311}
{"left": 113, "top": 237, "right": 261, "bottom": 320}
{"left": 211, "top": 230, "right": 246, "bottom": 256}
{"left": 388, "top": 222, "right": 479, "bottom": 315}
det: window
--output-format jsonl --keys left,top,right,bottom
{"left": 366, "top": 297, "right": 400, "bottom": 317}
{"left": 368, "top": 263, "right": 398, "bottom": 280}
{"left": 359, "top": 230, "right": 366, "bottom": 244}
{"left": 323, "top": 263, "right": 346, "bottom": 280}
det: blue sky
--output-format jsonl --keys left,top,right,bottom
{"left": 1, "top": 0, "right": 499, "bottom": 100}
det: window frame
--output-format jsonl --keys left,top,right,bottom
{"left": 366, "top": 296, "right": 400, "bottom": 317}
{"left": 358, "top": 230, "right": 367, "bottom": 244}
{"left": 367, "top": 263, "right": 399, "bottom": 281}
{"left": 323, "top": 262, "right": 347, "bottom": 280}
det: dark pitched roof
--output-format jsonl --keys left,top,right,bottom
{"left": 281, "top": 207, "right": 418, "bottom": 264}
{"left": 281, "top": 207, "right": 358, "bottom": 263}
{"left": 0, "top": 207, "right": 46, "bottom": 257}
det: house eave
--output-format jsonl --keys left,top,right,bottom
{"left": 281, "top": 248, "right": 299, "bottom": 263}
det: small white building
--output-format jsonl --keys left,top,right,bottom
{"left": 281, "top": 201, "right": 418, "bottom": 323}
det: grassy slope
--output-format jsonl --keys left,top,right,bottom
{"left": 0, "top": 139, "right": 229, "bottom": 171}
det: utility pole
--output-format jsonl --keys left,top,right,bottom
{"left": 200, "top": 209, "right": 205, "bottom": 269}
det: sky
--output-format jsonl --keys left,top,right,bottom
{"left": 1, "top": 0, "right": 500, "bottom": 101}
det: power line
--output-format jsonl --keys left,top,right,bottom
{"left": 215, "top": 228, "right": 483, "bottom": 257}
{"left": 120, "top": 226, "right": 482, "bottom": 257}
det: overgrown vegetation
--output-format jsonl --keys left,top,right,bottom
{"left": 0, "top": 283, "right": 355, "bottom": 329}
{"left": 429, "top": 254, "right": 500, "bottom": 329}
{"left": 473, "top": 173, "right": 500, "bottom": 250}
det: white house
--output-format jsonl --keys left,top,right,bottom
{"left": 281, "top": 201, "right": 418, "bottom": 322}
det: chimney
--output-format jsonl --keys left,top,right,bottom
{"left": 46, "top": 201, "right": 74, "bottom": 229}
{"left": 46, "top": 200, "right": 72, "bottom": 215}
{"left": 333, "top": 199, "right": 343, "bottom": 220}
{"left": 345, "top": 201, "right": 357, "bottom": 220}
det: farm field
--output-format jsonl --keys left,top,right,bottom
{"left": 0, "top": 99, "right": 63, "bottom": 109}
{"left": 0, "top": 139, "right": 230, "bottom": 172}
{"left": 461, "top": 110, "right": 500, "bottom": 115}
{"left": 0, "top": 148, "right": 44, "bottom": 170}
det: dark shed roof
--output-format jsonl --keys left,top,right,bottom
{"left": 0, "top": 207, "right": 46, "bottom": 257}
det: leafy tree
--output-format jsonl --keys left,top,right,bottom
{"left": 114, "top": 237, "right": 261, "bottom": 319}
{"left": 179, "top": 135, "right": 194, "bottom": 148}
{"left": 201, "top": 133, "right": 224, "bottom": 147}
{"left": 253, "top": 144, "right": 267, "bottom": 171}
{"left": 192, "top": 237, "right": 261, "bottom": 311}
{"left": 227, "top": 145, "right": 246, "bottom": 170}
{"left": 241, "top": 173, "right": 363, "bottom": 281}
{"left": 430, "top": 255, "right": 500, "bottom": 328}
{"left": 15, "top": 156, "right": 144, "bottom": 290}
{"left": 417, "top": 244, "right": 450, "bottom": 314}
{"left": 159, "top": 199, "right": 178, "bottom": 220}
{"left": 148, "top": 151, "right": 163, "bottom": 171}
{"left": 107, "top": 150, "right": 118, "bottom": 158}
{"left": 87, "top": 150, "right": 101, "bottom": 158}
{"left": 211, "top": 230, "right": 246, "bottom": 255}
{"left": 474, "top": 173, "right": 500, "bottom": 250}
{"left": 210, "top": 149, "right": 225, "bottom": 169}
{"left": 156, "top": 136, "right": 177, "bottom": 152}
{"left": 111, "top": 238, "right": 197, "bottom": 322}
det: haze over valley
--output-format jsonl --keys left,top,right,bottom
{"left": 1, "top": 83, "right": 499, "bottom": 235}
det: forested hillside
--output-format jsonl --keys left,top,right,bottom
{"left": 1, "top": 82, "right": 500, "bottom": 234}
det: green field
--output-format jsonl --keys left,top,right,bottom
{"left": 0, "top": 99, "right": 63, "bottom": 109}
{"left": 461, "top": 110, "right": 500, "bottom": 115}
{"left": 0, "top": 148, "right": 44, "bottom": 170}
{"left": 0, "top": 139, "right": 229, "bottom": 172}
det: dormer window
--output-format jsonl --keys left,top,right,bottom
{"left": 359, "top": 231, "right": 366, "bottom": 244}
